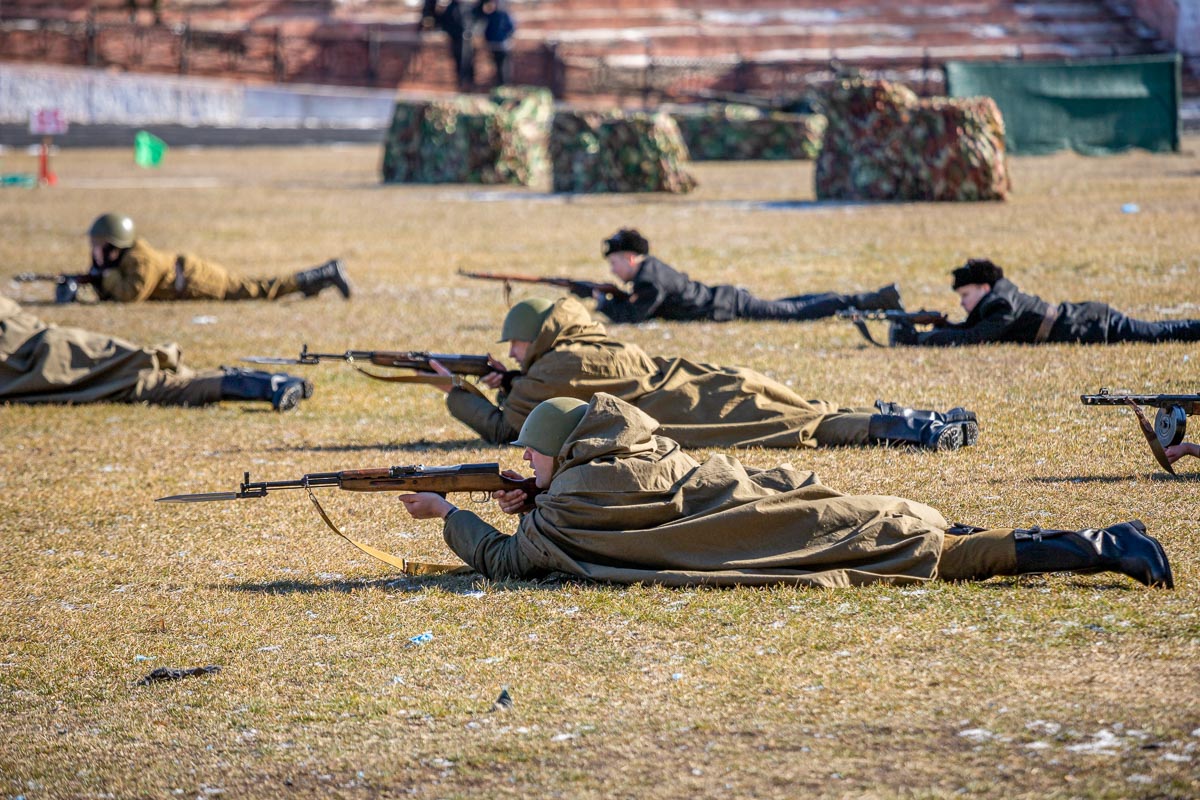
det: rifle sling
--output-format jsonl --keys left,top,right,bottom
{"left": 1123, "top": 399, "right": 1176, "bottom": 475}
{"left": 304, "top": 486, "right": 473, "bottom": 575}
{"left": 853, "top": 319, "right": 887, "bottom": 348}
{"left": 1033, "top": 306, "right": 1060, "bottom": 344}
{"left": 345, "top": 363, "right": 487, "bottom": 398}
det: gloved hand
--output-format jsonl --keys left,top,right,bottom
{"left": 888, "top": 321, "right": 919, "bottom": 346}
{"left": 54, "top": 277, "right": 80, "bottom": 304}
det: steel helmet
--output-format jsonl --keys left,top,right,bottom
{"left": 512, "top": 397, "right": 588, "bottom": 456}
{"left": 499, "top": 297, "right": 554, "bottom": 343}
{"left": 88, "top": 213, "right": 137, "bottom": 248}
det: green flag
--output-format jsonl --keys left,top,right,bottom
{"left": 134, "top": 130, "right": 167, "bottom": 168}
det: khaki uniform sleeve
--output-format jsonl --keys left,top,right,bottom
{"left": 442, "top": 510, "right": 545, "bottom": 581}
{"left": 100, "top": 248, "right": 167, "bottom": 302}
{"left": 445, "top": 386, "right": 520, "bottom": 444}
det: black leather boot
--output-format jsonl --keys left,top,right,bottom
{"left": 295, "top": 259, "right": 352, "bottom": 299}
{"left": 1012, "top": 520, "right": 1173, "bottom": 589}
{"left": 868, "top": 413, "right": 962, "bottom": 451}
{"left": 873, "top": 400, "right": 979, "bottom": 446}
{"left": 850, "top": 283, "right": 903, "bottom": 311}
{"left": 219, "top": 368, "right": 314, "bottom": 412}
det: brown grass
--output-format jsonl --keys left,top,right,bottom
{"left": 1, "top": 140, "right": 1198, "bottom": 799}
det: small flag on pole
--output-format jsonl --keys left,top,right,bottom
{"left": 134, "top": 130, "right": 168, "bottom": 168}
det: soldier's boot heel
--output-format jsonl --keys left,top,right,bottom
{"left": 1011, "top": 521, "right": 1173, "bottom": 589}
{"left": 219, "top": 368, "right": 312, "bottom": 412}
{"left": 295, "top": 259, "right": 352, "bottom": 299}
{"left": 851, "top": 283, "right": 903, "bottom": 312}
{"left": 867, "top": 413, "right": 962, "bottom": 451}
{"left": 873, "top": 402, "right": 979, "bottom": 447}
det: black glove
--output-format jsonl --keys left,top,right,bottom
{"left": 888, "top": 321, "right": 919, "bottom": 346}
{"left": 54, "top": 277, "right": 80, "bottom": 304}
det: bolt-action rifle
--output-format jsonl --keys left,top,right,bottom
{"left": 242, "top": 344, "right": 520, "bottom": 395}
{"left": 459, "top": 269, "right": 630, "bottom": 305}
{"left": 1081, "top": 388, "right": 1200, "bottom": 474}
{"left": 837, "top": 308, "right": 950, "bottom": 347}
{"left": 13, "top": 271, "right": 99, "bottom": 303}
{"left": 157, "top": 462, "right": 540, "bottom": 573}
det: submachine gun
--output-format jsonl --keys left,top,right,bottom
{"left": 1081, "top": 388, "right": 1200, "bottom": 474}
{"left": 837, "top": 308, "right": 950, "bottom": 347}
{"left": 459, "top": 269, "right": 630, "bottom": 306}
{"left": 13, "top": 271, "right": 100, "bottom": 303}
{"left": 242, "top": 345, "right": 520, "bottom": 395}
{"left": 158, "top": 462, "right": 540, "bottom": 574}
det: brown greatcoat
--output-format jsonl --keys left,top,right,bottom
{"left": 0, "top": 295, "right": 222, "bottom": 405}
{"left": 442, "top": 393, "right": 951, "bottom": 586}
{"left": 99, "top": 238, "right": 300, "bottom": 302}
{"left": 446, "top": 297, "right": 873, "bottom": 448}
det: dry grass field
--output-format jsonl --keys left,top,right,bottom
{"left": 1, "top": 139, "right": 1199, "bottom": 799}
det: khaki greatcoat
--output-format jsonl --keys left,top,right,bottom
{"left": 446, "top": 297, "right": 874, "bottom": 448}
{"left": 99, "top": 239, "right": 300, "bottom": 302}
{"left": 443, "top": 393, "right": 953, "bottom": 586}
{"left": 0, "top": 295, "right": 222, "bottom": 405}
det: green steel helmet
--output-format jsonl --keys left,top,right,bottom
{"left": 87, "top": 213, "right": 137, "bottom": 248}
{"left": 512, "top": 397, "right": 588, "bottom": 457}
{"left": 499, "top": 297, "right": 554, "bottom": 343}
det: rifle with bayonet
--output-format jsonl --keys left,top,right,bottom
{"left": 837, "top": 308, "right": 950, "bottom": 347}
{"left": 157, "top": 462, "right": 540, "bottom": 573}
{"left": 1081, "top": 388, "right": 1199, "bottom": 474}
{"left": 13, "top": 270, "right": 101, "bottom": 303}
{"left": 459, "top": 269, "right": 630, "bottom": 305}
{"left": 242, "top": 344, "right": 520, "bottom": 395}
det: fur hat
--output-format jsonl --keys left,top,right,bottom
{"left": 952, "top": 259, "right": 1004, "bottom": 289}
{"left": 602, "top": 229, "right": 650, "bottom": 257}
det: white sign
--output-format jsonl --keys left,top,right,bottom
{"left": 29, "top": 108, "right": 69, "bottom": 136}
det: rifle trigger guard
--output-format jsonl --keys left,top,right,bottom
{"left": 468, "top": 490, "right": 490, "bottom": 503}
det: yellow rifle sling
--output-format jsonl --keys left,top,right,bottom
{"left": 304, "top": 486, "right": 472, "bottom": 575}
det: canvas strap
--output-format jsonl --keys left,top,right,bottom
{"left": 344, "top": 358, "right": 487, "bottom": 397}
{"left": 1033, "top": 305, "right": 1060, "bottom": 343}
{"left": 304, "top": 485, "right": 473, "bottom": 575}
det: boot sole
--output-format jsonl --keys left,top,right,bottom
{"left": 960, "top": 421, "right": 979, "bottom": 447}
{"left": 273, "top": 383, "right": 304, "bottom": 412}
{"left": 933, "top": 425, "right": 963, "bottom": 451}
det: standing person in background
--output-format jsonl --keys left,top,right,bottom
{"left": 422, "top": 0, "right": 475, "bottom": 91}
{"left": 474, "top": 0, "right": 516, "bottom": 86}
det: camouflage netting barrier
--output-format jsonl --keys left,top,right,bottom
{"left": 672, "top": 104, "right": 827, "bottom": 161}
{"left": 815, "top": 78, "right": 1010, "bottom": 202}
{"left": 550, "top": 110, "right": 697, "bottom": 194}
{"left": 381, "top": 86, "right": 554, "bottom": 185}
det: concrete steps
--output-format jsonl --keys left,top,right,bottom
{"left": 0, "top": 0, "right": 1170, "bottom": 98}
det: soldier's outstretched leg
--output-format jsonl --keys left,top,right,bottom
{"left": 1107, "top": 312, "right": 1200, "bottom": 343}
{"left": 128, "top": 366, "right": 224, "bottom": 407}
{"left": 847, "top": 283, "right": 903, "bottom": 312}
{"left": 294, "top": 259, "right": 352, "bottom": 299}
{"left": 218, "top": 368, "right": 314, "bottom": 412}
{"left": 868, "top": 412, "right": 964, "bottom": 451}
{"left": 739, "top": 284, "right": 902, "bottom": 321}
{"left": 938, "top": 522, "right": 1172, "bottom": 588}
{"left": 874, "top": 400, "right": 979, "bottom": 446}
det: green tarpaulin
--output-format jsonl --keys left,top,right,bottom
{"left": 944, "top": 55, "right": 1180, "bottom": 155}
